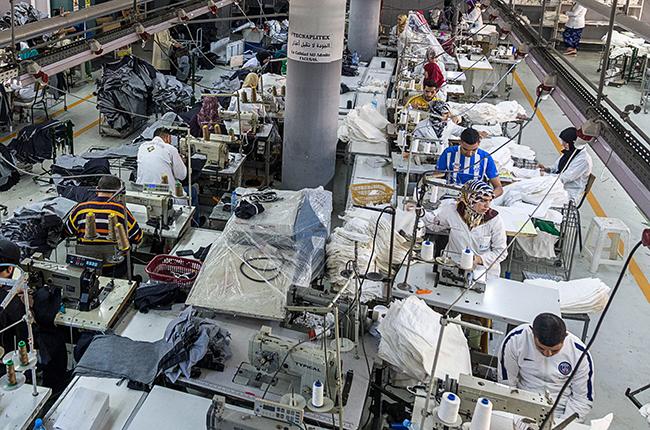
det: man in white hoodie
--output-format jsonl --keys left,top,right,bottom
{"left": 499, "top": 313, "right": 594, "bottom": 424}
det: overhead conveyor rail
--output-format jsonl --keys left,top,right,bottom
{"left": 494, "top": 0, "right": 650, "bottom": 220}
{"left": 0, "top": 0, "right": 235, "bottom": 83}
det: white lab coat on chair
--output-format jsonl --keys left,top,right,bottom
{"left": 424, "top": 201, "right": 507, "bottom": 278}
{"left": 550, "top": 149, "right": 592, "bottom": 203}
{"left": 499, "top": 324, "right": 594, "bottom": 421}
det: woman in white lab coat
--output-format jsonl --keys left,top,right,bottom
{"left": 463, "top": 0, "right": 483, "bottom": 31}
{"left": 424, "top": 180, "right": 507, "bottom": 278}
{"left": 539, "top": 127, "right": 593, "bottom": 203}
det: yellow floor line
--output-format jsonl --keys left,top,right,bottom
{"left": 513, "top": 71, "right": 650, "bottom": 302}
{"left": 74, "top": 119, "right": 100, "bottom": 138}
{"left": 0, "top": 93, "right": 95, "bottom": 143}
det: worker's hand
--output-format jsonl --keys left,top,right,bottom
{"left": 451, "top": 115, "right": 462, "bottom": 124}
{"left": 538, "top": 163, "right": 545, "bottom": 171}
{"left": 174, "top": 42, "right": 183, "bottom": 49}
{"left": 479, "top": 131, "right": 489, "bottom": 138}
{"left": 474, "top": 255, "right": 483, "bottom": 266}
{"left": 513, "top": 416, "right": 540, "bottom": 430}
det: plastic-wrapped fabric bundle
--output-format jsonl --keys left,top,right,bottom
{"left": 524, "top": 277, "right": 611, "bottom": 314}
{"left": 152, "top": 73, "right": 193, "bottom": 113}
{"left": 377, "top": 296, "right": 472, "bottom": 381}
{"left": 448, "top": 101, "right": 527, "bottom": 125}
{"left": 0, "top": 2, "right": 46, "bottom": 31}
{"left": 186, "top": 187, "right": 332, "bottom": 320}
{"left": 338, "top": 104, "right": 390, "bottom": 144}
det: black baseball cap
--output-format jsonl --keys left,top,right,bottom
{"left": 0, "top": 240, "right": 21, "bottom": 265}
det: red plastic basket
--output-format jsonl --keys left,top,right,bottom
{"left": 144, "top": 255, "right": 203, "bottom": 287}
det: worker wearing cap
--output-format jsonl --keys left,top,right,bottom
{"left": 0, "top": 240, "right": 27, "bottom": 357}
{"left": 538, "top": 127, "right": 593, "bottom": 203}
{"left": 436, "top": 127, "right": 504, "bottom": 197}
{"left": 499, "top": 313, "right": 594, "bottom": 425}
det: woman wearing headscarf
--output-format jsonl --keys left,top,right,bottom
{"left": 190, "top": 96, "right": 223, "bottom": 138}
{"left": 539, "top": 127, "right": 593, "bottom": 202}
{"left": 227, "top": 73, "right": 266, "bottom": 118}
{"left": 424, "top": 179, "right": 507, "bottom": 278}
{"left": 413, "top": 100, "right": 464, "bottom": 144}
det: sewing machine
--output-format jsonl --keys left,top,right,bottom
{"left": 244, "top": 326, "right": 338, "bottom": 400}
{"left": 125, "top": 189, "right": 176, "bottom": 228}
{"left": 436, "top": 259, "right": 487, "bottom": 293}
{"left": 219, "top": 110, "right": 260, "bottom": 134}
{"left": 179, "top": 136, "right": 231, "bottom": 169}
{"left": 207, "top": 395, "right": 316, "bottom": 430}
{"left": 23, "top": 254, "right": 103, "bottom": 311}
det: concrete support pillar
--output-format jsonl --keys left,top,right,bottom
{"left": 282, "top": 0, "right": 346, "bottom": 190}
{"left": 348, "top": 0, "right": 382, "bottom": 62}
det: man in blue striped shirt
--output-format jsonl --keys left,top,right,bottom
{"left": 436, "top": 128, "right": 504, "bottom": 197}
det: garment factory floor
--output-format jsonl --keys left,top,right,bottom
{"left": 1, "top": 52, "right": 649, "bottom": 428}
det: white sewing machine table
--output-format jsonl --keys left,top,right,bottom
{"left": 114, "top": 309, "right": 377, "bottom": 430}
{"left": 128, "top": 204, "right": 195, "bottom": 241}
{"left": 43, "top": 376, "right": 146, "bottom": 430}
{"left": 393, "top": 263, "right": 561, "bottom": 326}
{"left": 1, "top": 385, "right": 51, "bottom": 430}
{"left": 55, "top": 277, "right": 137, "bottom": 331}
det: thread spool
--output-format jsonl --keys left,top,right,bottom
{"left": 437, "top": 392, "right": 461, "bottom": 424}
{"left": 470, "top": 397, "right": 493, "bottom": 430}
{"left": 371, "top": 305, "right": 388, "bottom": 322}
{"left": 6, "top": 360, "right": 16, "bottom": 385}
{"left": 422, "top": 141, "right": 431, "bottom": 154}
{"left": 161, "top": 174, "right": 169, "bottom": 185}
{"left": 18, "top": 341, "right": 29, "bottom": 366}
{"left": 214, "top": 124, "right": 222, "bottom": 135}
{"left": 84, "top": 212, "right": 97, "bottom": 240}
{"left": 460, "top": 248, "right": 474, "bottom": 270}
{"left": 107, "top": 213, "right": 118, "bottom": 242}
{"left": 397, "top": 130, "right": 406, "bottom": 147}
{"left": 410, "top": 139, "right": 419, "bottom": 153}
{"left": 272, "top": 86, "right": 278, "bottom": 97}
{"left": 421, "top": 240, "right": 435, "bottom": 262}
{"left": 229, "top": 129, "right": 236, "bottom": 139}
{"left": 312, "top": 380, "right": 324, "bottom": 407}
{"left": 281, "top": 85, "right": 286, "bottom": 96}
{"left": 400, "top": 110, "right": 408, "bottom": 124}
{"left": 429, "top": 185, "right": 439, "bottom": 204}
{"left": 175, "top": 180, "right": 184, "bottom": 197}
{"left": 115, "top": 223, "right": 130, "bottom": 251}
{"left": 202, "top": 124, "right": 210, "bottom": 140}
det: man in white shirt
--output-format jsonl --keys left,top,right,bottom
{"left": 136, "top": 128, "right": 187, "bottom": 191}
{"left": 499, "top": 313, "right": 594, "bottom": 425}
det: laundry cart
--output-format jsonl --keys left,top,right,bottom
{"left": 640, "top": 57, "right": 650, "bottom": 113}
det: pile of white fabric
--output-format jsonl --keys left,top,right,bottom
{"left": 524, "top": 277, "right": 612, "bottom": 314}
{"left": 494, "top": 176, "right": 569, "bottom": 209}
{"left": 326, "top": 207, "right": 412, "bottom": 288}
{"left": 640, "top": 403, "right": 650, "bottom": 425}
{"left": 448, "top": 100, "right": 527, "bottom": 125}
{"left": 378, "top": 296, "right": 472, "bottom": 381}
{"left": 605, "top": 30, "right": 650, "bottom": 59}
{"left": 337, "top": 103, "right": 390, "bottom": 144}
{"left": 358, "top": 77, "right": 389, "bottom": 93}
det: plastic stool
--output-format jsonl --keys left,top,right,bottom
{"left": 582, "top": 217, "right": 630, "bottom": 273}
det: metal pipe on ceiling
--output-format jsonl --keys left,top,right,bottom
{"left": 0, "top": 0, "right": 153, "bottom": 47}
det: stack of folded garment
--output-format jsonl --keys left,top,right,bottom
{"left": 448, "top": 100, "right": 527, "bottom": 124}
{"left": 337, "top": 104, "right": 390, "bottom": 144}
{"left": 524, "top": 277, "right": 612, "bottom": 314}
{"left": 494, "top": 175, "right": 569, "bottom": 208}
{"left": 153, "top": 73, "right": 193, "bottom": 113}
{"left": 377, "top": 296, "right": 472, "bottom": 381}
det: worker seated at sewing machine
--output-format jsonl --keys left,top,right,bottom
{"left": 413, "top": 100, "right": 464, "bottom": 149}
{"left": 180, "top": 127, "right": 233, "bottom": 170}
{"left": 499, "top": 313, "right": 594, "bottom": 425}
{"left": 424, "top": 180, "right": 507, "bottom": 280}
{"left": 189, "top": 95, "right": 224, "bottom": 138}
{"left": 64, "top": 175, "right": 143, "bottom": 279}
{"left": 436, "top": 128, "right": 504, "bottom": 197}
{"left": 228, "top": 73, "right": 266, "bottom": 119}
{"left": 0, "top": 240, "right": 69, "bottom": 394}
{"left": 406, "top": 79, "right": 441, "bottom": 111}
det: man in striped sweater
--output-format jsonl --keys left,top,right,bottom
{"left": 64, "top": 175, "right": 143, "bottom": 278}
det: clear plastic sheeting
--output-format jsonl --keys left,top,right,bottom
{"left": 186, "top": 187, "right": 332, "bottom": 320}
{"left": 377, "top": 296, "right": 472, "bottom": 381}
